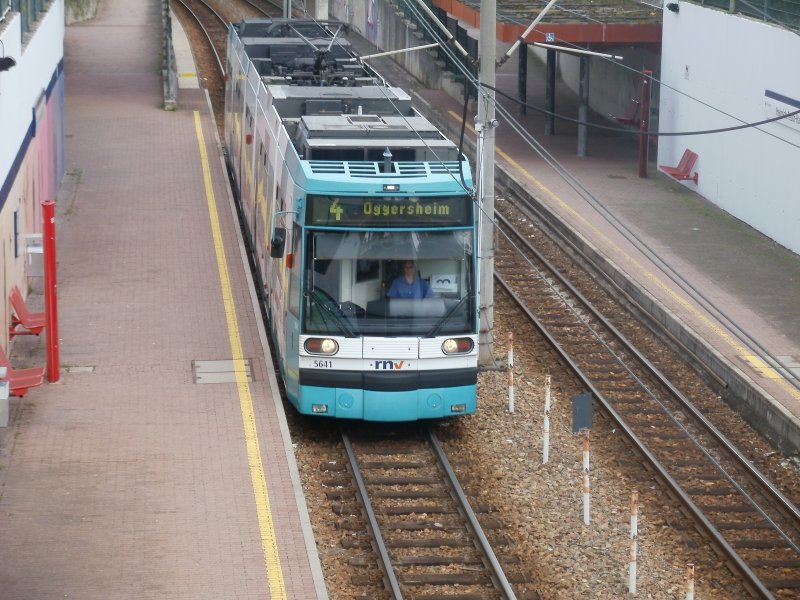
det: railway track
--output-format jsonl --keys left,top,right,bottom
{"left": 495, "top": 196, "right": 800, "bottom": 599}
{"left": 323, "top": 426, "right": 538, "bottom": 599}
{"left": 173, "top": 0, "right": 228, "bottom": 77}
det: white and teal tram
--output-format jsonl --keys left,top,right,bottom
{"left": 224, "top": 19, "right": 478, "bottom": 421}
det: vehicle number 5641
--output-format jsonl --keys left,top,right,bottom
{"left": 313, "top": 360, "right": 332, "bottom": 368}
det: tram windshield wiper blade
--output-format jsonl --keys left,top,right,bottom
{"left": 309, "top": 290, "right": 357, "bottom": 337}
{"left": 425, "top": 295, "right": 468, "bottom": 337}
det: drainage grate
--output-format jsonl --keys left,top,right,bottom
{"left": 64, "top": 366, "right": 95, "bottom": 373}
{"left": 192, "top": 359, "right": 253, "bottom": 384}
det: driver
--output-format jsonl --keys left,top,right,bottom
{"left": 387, "top": 260, "right": 433, "bottom": 299}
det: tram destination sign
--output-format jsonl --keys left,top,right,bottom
{"left": 307, "top": 195, "right": 472, "bottom": 227}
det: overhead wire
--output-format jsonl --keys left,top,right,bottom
{"left": 397, "top": 0, "right": 800, "bottom": 392}
{"left": 484, "top": 82, "right": 800, "bottom": 140}
{"left": 290, "top": 4, "right": 800, "bottom": 388}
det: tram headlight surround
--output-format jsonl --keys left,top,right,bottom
{"left": 305, "top": 338, "right": 339, "bottom": 355}
{"left": 442, "top": 337, "right": 474, "bottom": 355}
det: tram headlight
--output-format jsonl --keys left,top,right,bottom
{"left": 442, "top": 337, "right": 474, "bottom": 355}
{"left": 305, "top": 338, "right": 339, "bottom": 355}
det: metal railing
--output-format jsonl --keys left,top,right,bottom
{"left": 699, "top": 0, "right": 800, "bottom": 28}
{"left": 4, "top": 1, "right": 48, "bottom": 35}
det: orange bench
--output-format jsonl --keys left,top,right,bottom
{"left": 0, "top": 343, "right": 45, "bottom": 398}
{"left": 612, "top": 99, "right": 640, "bottom": 127}
{"left": 660, "top": 149, "right": 699, "bottom": 184}
{"left": 9, "top": 285, "right": 46, "bottom": 338}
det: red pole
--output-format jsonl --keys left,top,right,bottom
{"left": 638, "top": 69, "right": 652, "bottom": 178}
{"left": 43, "top": 201, "right": 60, "bottom": 382}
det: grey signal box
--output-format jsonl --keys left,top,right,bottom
{"left": 571, "top": 392, "right": 592, "bottom": 433}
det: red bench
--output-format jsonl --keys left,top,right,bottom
{"left": 612, "top": 99, "right": 640, "bottom": 126}
{"left": 0, "top": 343, "right": 45, "bottom": 398}
{"left": 660, "top": 149, "right": 699, "bottom": 184}
{"left": 9, "top": 285, "right": 46, "bottom": 338}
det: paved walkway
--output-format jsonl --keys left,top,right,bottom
{"left": 0, "top": 1, "right": 326, "bottom": 598}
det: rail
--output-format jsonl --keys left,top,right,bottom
{"left": 494, "top": 200, "right": 800, "bottom": 598}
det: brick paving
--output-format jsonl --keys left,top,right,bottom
{"left": 0, "top": 1, "right": 325, "bottom": 598}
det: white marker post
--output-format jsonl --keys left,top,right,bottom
{"left": 507, "top": 332, "right": 514, "bottom": 413}
{"left": 582, "top": 432, "right": 590, "bottom": 525}
{"left": 685, "top": 563, "right": 695, "bottom": 600}
{"left": 629, "top": 491, "right": 639, "bottom": 594}
{"left": 543, "top": 374, "right": 551, "bottom": 464}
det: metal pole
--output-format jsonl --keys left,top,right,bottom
{"left": 518, "top": 42, "right": 527, "bottom": 116}
{"left": 42, "top": 200, "right": 59, "bottom": 383}
{"left": 478, "top": 0, "right": 496, "bottom": 366}
{"left": 638, "top": 69, "right": 652, "bottom": 178}
{"left": 507, "top": 332, "right": 514, "bottom": 412}
{"left": 577, "top": 55, "right": 589, "bottom": 157}
{"left": 629, "top": 491, "right": 639, "bottom": 594}
{"left": 543, "top": 374, "right": 551, "bottom": 463}
{"left": 545, "top": 49, "right": 556, "bottom": 135}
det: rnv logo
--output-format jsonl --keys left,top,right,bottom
{"left": 374, "top": 360, "right": 405, "bottom": 369}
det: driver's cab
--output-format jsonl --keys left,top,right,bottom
{"left": 303, "top": 230, "right": 474, "bottom": 337}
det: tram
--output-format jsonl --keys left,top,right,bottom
{"left": 224, "top": 19, "right": 478, "bottom": 420}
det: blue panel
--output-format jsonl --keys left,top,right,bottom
{"left": 296, "top": 383, "right": 476, "bottom": 422}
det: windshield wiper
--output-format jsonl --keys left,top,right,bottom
{"left": 425, "top": 295, "right": 468, "bottom": 337}
{"left": 308, "top": 289, "right": 357, "bottom": 337}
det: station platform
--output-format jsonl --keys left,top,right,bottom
{"left": 1, "top": 4, "right": 798, "bottom": 598}
{"left": 347, "top": 34, "right": 800, "bottom": 454}
{"left": 0, "top": 1, "right": 327, "bottom": 598}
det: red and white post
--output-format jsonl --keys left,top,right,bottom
{"left": 685, "top": 563, "right": 695, "bottom": 600}
{"left": 582, "top": 432, "right": 590, "bottom": 525}
{"left": 43, "top": 200, "right": 60, "bottom": 383}
{"left": 507, "top": 332, "right": 514, "bottom": 413}
{"left": 542, "top": 374, "right": 551, "bottom": 464}
{"left": 629, "top": 491, "right": 639, "bottom": 594}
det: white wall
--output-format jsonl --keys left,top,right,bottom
{"left": 0, "top": 2, "right": 65, "bottom": 201}
{"left": 659, "top": 2, "right": 800, "bottom": 254}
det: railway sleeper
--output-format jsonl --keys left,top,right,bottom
{"left": 360, "top": 461, "right": 430, "bottom": 469}
{"left": 385, "top": 537, "right": 476, "bottom": 548}
{"left": 365, "top": 476, "right": 441, "bottom": 485}
{"left": 409, "top": 592, "right": 507, "bottom": 600}
{"left": 378, "top": 517, "right": 503, "bottom": 530}
{"left": 731, "top": 538, "right": 796, "bottom": 549}
{"left": 370, "top": 489, "right": 450, "bottom": 499}
{"left": 747, "top": 558, "right": 800, "bottom": 568}
{"left": 700, "top": 504, "right": 763, "bottom": 514}
{"left": 400, "top": 572, "right": 492, "bottom": 586}
{"left": 379, "top": 504, "right": 456, "bottom": 515}
{"left": 760, "top": 578, "right": 800, "bottom": 589}
{"left": 319, "top": 460, "right": 347, "bottom": 472}
{"left": 713, "top": 520, "right": 774, "bottom": 529}
{"left": 325, "top": 488, "right": 355, "bottom": 501}
{"left": 684, "top": 486, "right": 748, "bottom": 496}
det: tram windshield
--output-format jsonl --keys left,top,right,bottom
{"left": 303, "top": 230, "right": 475, "bottom": 337}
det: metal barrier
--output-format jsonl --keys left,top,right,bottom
{"left": 5, "top": 0, "right": 48, "bottom": 35}
{"left": 682, "top": 0, "right": 798, "bottom": 29}
{"left": 162, "top": 0, "right": 177, "bottom": 110}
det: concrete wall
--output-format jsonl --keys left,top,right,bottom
{"left": 659, "top": 2, "right": 800, "bottom": 255}
{"left": 551, "top": 45, "right": 662, "bottom": 125}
